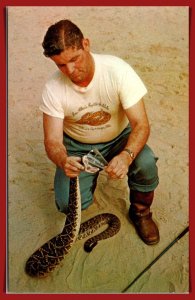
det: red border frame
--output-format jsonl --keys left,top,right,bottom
{"left": 1, "top": 0, "right": 193, "bottom": 299}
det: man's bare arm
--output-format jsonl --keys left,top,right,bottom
{"left": 43, "top": 113, "right": 84, "bottom": 177}
{"left": 123, "top": 99, "right": 150, "bottom": 160}
{"left": 105, "top": 99, "right": 150, "bottom": 178}
{"left": 43, "top": 113, "right": 67, "bottom": 168}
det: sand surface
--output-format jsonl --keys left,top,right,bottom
{"left": 7, "top": 6, "right": 189, "bottom": 293}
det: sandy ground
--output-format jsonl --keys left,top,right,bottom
{"left": 7, "top": 6, "right": 189, "bottom": 294}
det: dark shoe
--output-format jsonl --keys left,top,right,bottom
{"left": 129, "top": 208, "right": 160, "bottom": 245}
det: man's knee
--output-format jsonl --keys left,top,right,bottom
{"left": 55, "top": 199, "right": 69, "bottom": 214}
{"left": 54, "top": 167, "right": 97, "bottom": 212}
{"left": 129, "top": 145, "right": 159, "bottom": 186}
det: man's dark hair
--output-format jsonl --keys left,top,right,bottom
{"left": 42, "top": 19, "right": 84, "bottom": 57}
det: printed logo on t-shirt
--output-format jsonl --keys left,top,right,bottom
{"left": 76, "top": 110, "right": 111, "bottom": 126}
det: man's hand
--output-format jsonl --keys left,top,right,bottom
{"left": 63, "top": 156, "right": 85, "bottom": 178}
{"left": 105, "top": 152, "right": 133, "bottom": 179}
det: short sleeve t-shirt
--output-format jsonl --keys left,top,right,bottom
{"left": 39, "top": 53, "right": 147, "bottom": 143}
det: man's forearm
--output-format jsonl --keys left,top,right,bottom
{"left": 123, "top": 123, "right": 150, "bottom": 159}
{"left": 44, "top": 140, "right": 68, "bottom": 169}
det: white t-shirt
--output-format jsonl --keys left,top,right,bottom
{"left": 40, "top": 53, "right": 147, "bottom": 143}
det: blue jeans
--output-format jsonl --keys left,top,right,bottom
{"left": 54, "top": 126, "right": 159, "bottom": 213}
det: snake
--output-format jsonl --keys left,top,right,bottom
{"left": 25, "top": 176, "right": 121, "bottom": 277}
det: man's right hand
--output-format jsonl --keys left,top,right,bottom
{"left": 63, "top": 156, "right": 85, "bottom": 178}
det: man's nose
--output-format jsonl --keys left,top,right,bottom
{"left": 66, "top": 62, "right": 75, "bottom": 74}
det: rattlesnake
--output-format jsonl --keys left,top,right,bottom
{"left": 25, "top": 176, "right": 121, "bottom": 277}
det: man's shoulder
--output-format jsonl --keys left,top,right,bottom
{"left": 93, "top": 53, "right": 131, "bottom": 82}
{"left": 93, "top": 53, "right": 128, "bottom": 68}
{"left": 45, "top": 70, "right": 67, "bottom": 88}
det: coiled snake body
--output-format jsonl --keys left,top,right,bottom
{"left": 25, "top": 177, "right": 121, "bottom": 277}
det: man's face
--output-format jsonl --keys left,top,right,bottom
{"left": 50, "top": 39, "right": 94, "bottom": 87}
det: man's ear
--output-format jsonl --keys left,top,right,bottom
{"left": 82, "top": 38, "right": 90, "bottom": 51}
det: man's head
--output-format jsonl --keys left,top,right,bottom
{"left": 42, "top": 19, "right": 94, "bottom": 87}
{"left": 42, "top": 19, "right": 84, "bottom": 57}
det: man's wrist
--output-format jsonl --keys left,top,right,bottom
{"left": 122, "top": 148, "right": 135, "bottom": 160}
{"left": 59, "top": 155, "right": 68, "bottom": 169}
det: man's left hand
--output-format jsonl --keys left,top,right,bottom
{"left": 105, "top": 152, "right": 133, "bottom": 179}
